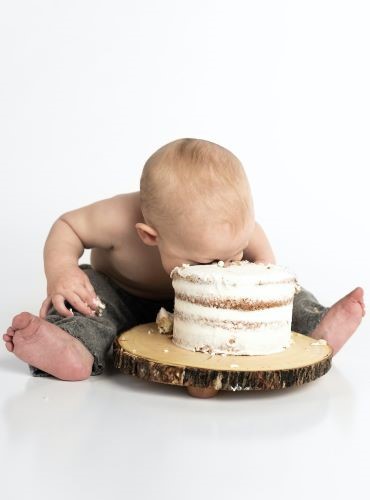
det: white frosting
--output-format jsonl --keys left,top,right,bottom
{"left": 171, "top": 261, "right": 297, "bottom": 356}
{"left": 173, "top": 279, "right": 294, "bottom": 301}
{"left": 172, "top": 317, "right": 293, "bottom": 355}
{"left": 171, "top": 261, "right": 295, "bottom": 285}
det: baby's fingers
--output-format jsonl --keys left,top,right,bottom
{"left": 68, "top": 293, "right": 96, "bottom": 317}
{"left": 52, "top": 294, "right": 75, "bottom": 318}
{"left": 75, "top": 285, "right": 98, "bottom": 312}
{"left": 39, "top": 296, "right": 52, "bottom": 319}
{"left": 83, "top": 278, "right": 97, "bottom": 301}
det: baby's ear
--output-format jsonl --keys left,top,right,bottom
{"left": 135, "top": 223, "right": 159, "bottom": 246}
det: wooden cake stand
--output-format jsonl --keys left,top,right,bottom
{"left": 113, "top": 323, "right": 333, "bottom": 398}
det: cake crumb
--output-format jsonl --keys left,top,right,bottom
{"left": 311, "top": 339, "right": 328, "bottom": 346}
{"left": 156, "top": 307, "right": 174, "bottom": 335}
{"left": 93, "top": 296, "right": 106, "bottom": 317}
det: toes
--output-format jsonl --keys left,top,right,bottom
{"left": 6, "top": 327, "right": 15, "bottom": 336}
{"left": 348, "top": 288, "right": 366, "bottom": 316}
{"left": 5, "top": 341, "right": 14, "bottom": 352}
{"left": 3, "top": 329, "right": 15, "bottom": 351}
{"left": 12, "top": 312, "right": 35, "bottom": 331}
{"left": 2, "top": 328, "right": 15, "bottom": 341}
{"left": 350, "top": 287, "right": 364, "bottom": 302}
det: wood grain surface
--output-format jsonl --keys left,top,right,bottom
{"left": 113, "top": 322, "right": 333, "bottom": 391}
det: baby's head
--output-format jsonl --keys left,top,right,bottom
{"left": 136, "top": 138, "right": 255, "bottom": 274}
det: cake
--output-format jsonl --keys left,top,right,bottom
{"left": 170, "top": 261, "right": 298, "bottom": 356}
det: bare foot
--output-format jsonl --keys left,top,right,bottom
{"left": 311, "top": 287, "right": 365, "bottom": 355}
{"left": 187, "top": 387, "right": 219, "bottom": 398}
{"left": 2, "top": 312, "right": 93, "bottom": 381}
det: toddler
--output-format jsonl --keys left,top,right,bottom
{"left": 3, "top": 138, "right": 365, "bottom": 393}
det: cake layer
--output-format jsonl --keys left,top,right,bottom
{"left": 174, "top": 291, "right": 292, "bottom": 310}
{"left": 172, "top": 317, "right": 293, "bottom": 355}
{"left": 173, "top": 280, "right": 295, "bottom": 304}
{"left": 175, "top": 298, "right": 294, "bottom": 322}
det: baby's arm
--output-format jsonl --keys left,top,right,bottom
{"left": 243, "top": 222, "right": 276, "bottom": 264}
{"left": 40, "top": 196, "right": 123, "bottom": 318}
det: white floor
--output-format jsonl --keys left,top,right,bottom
{"left": 1, "top": 306, "right": 369, "bottom": 500}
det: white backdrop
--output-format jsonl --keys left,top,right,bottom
{"left": 1, "top": 2, "right": 369, "bottom": 499}
{"left": 1, "top": 0, "right": 369, "bottom": 321}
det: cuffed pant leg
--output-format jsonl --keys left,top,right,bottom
{"left": 30, "top": 265, "right": 138, "bottom": 377}
{"left": 292, "top": 287, "right": 328, "bottom": 336}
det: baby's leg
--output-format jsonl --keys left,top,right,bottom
{"left": 310, "top": 287, "right": 364, "bottom": 355}
{"left": 292, "top": 286, "right": 365, "bottom": 355}
{"left": 3, "top": 265, "right": 138, "bottom": 380}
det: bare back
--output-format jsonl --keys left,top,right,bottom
{"left": 63, "top": 192, "right": 174, "bottom": 300}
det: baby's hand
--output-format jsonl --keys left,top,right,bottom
{"left": 39, "top": 265, "right": 98, "bottom": 319}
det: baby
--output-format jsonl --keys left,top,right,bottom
{"left": 3, "top": 138, "right": 365, "bottom": 395}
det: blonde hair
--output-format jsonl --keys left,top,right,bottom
{"left": 139, "top": 138, "right": 253, "bottom": 235}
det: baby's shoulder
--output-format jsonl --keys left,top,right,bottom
{"left": 99, "top": 191, "right": 142, "bottom": 230}
{"left": 108, "top": 191, "right": 140, "bottom": 211}
{"left": 94, "top": 191, "right": 138, "bottom": 211}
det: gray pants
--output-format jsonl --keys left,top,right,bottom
{"left": 30, "top": 264, "right": 328, "bottom": 377}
